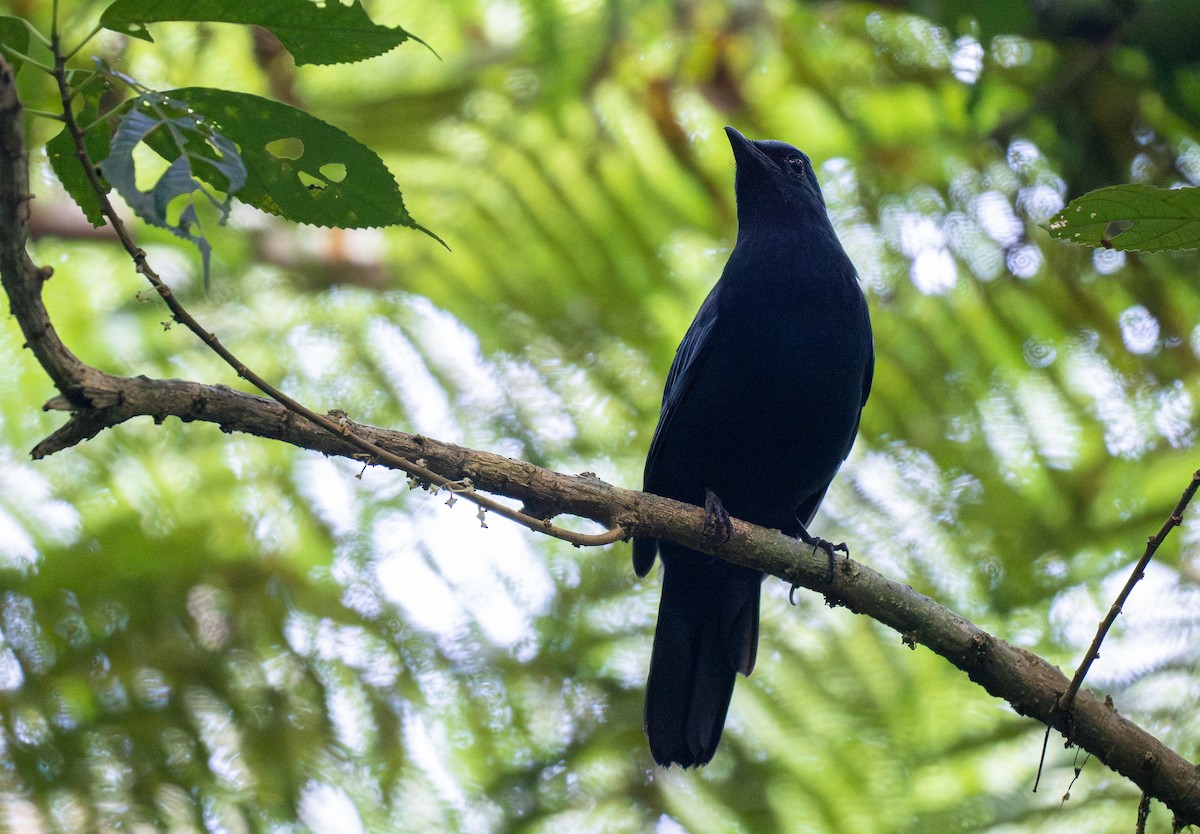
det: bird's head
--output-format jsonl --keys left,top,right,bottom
{"left": 725, "top": 126, "right": 831, "bottom": 232}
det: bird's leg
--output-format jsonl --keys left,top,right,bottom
{"left": 702, "top": 489, "right": 733, "bottom": 543}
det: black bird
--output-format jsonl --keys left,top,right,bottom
{"left": 633, "top": 127, "right": 874, "bottom": 768}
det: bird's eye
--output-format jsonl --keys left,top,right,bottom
{"left": 786, "top": 156, "right": 805, "bottom": 173}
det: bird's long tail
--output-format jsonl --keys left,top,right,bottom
{"left": 643, "top": 544, "right": 762, "bottom": 767}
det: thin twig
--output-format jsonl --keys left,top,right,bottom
{"left": 1057, "top": 747, "right": 1089, "bottom": 806}
{"left": 1058, "top": 469, "right": 1200, "bottom": 715}
{"left": 48, "top": 41, "right": 624, "bottom": 549}
{"left": 1032, "top": 723, "right": 1053, "bottom": 792}
{"left": 1034, "top": 469, "right": 1200, "bottom": 794}
{"left": 1136, "top": 792, "right": 1151, "bottom": 834}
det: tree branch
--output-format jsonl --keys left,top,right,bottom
{"left": 2, "top": 56, "right": 1199, "bottom": 824}
{"left": 43, "top": 45, "right": 620, "bottom": 548}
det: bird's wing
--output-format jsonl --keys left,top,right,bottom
{"left": 645, "top": 286, "right": 720, "bottom": 487}
{"left": 794, "top": 296, "right": 874, "bottom": 530}
{"left": 860, "top": 335, "right": 875, "bottom": 408}
{"left": 633, "top": 287, "right": 719, "bottom": 577}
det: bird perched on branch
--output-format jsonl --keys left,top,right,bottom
{"left": 633, "top": 126, "right": 874, "bottom": 767}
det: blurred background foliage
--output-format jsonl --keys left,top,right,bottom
{"left": 2, "top": 0, "right": 1200, "bottom": 831}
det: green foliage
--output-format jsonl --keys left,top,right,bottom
{"left": 1048, "top": 184, "right": 1200, "bottom": 252}
{"left": 37, "top": 0, "right": 436, "bottom": 285}
{"left": 101, "top": 90, "right": 246, "bottom": 281}
{"left": 99, "top": 0, "right": 424, "bottom": 66}
{"left": 46, "top": 97, "right": 111, "bottom": 227}
{"left": 166, "top": 87, "right": 434, "bottom": 234}
{"left": 0, "top": 15, "right": 29, "bottom": 74}
{"left": 4, "top": 0, "right": 1200, "bottom": 832}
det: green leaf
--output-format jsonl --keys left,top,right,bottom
{"left": 46, "top": 100, "right": 112, "bottom": 228}
{"left": 0, "top": 16, "right": 30, "bottom": 75}
{"left": 164, "top": 87, "right": 438, "bottom": 239}
{"left": 97, "top": 0, "right": 425, "bottom": 66}
{"left": 1045, "top": 183, "right": 1200, "bottom": 252}
{"left": 100, "top": 92, "right": 248, "bottom": 284}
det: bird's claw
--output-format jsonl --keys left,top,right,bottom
{"left": 702, "top": 489, "right": 733, "bottom": 543}
{"left": 789, "top": 531, "right": 848, "bottom": 602}
{"left": 811, "top": 538, "right": 849, "bottom": 557}
{"left": 798, "top": 530, "right": 848, "bottom": 585}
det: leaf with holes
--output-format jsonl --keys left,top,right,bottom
{"left": 100, "top": 93, "right": 248, "bottom": 284}
{"left": 98, "top": 0, "right": 426, "bottom": 66}
{"left": 1046, "top": 184, "right": 1200, "bottom": 252}
{"left": 162, "top": 87, "right": 439, "bottom": 241}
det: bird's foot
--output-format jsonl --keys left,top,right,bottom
{"left": 788, "top": 528, "right": 848, "bottom": 602}
{"left": 702, "top": 489, "right": 733, "bottom": 543}
{"left": 804, "top": 530, "right": 848, "bottom": 586}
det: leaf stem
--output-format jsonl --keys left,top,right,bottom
{"left": 63, "top": 25, "right": 103, "bottom": 62}
{"left": 0, "top": 46, "right": 54, "bottom": 74}
{"left": 23, "top": 109, "right": 65, "bottom": 122}
{"left": 65, "top": 68, "right": 105, "bottom": 104}
{"left": 79, "top": 110, "right": 116, "bottom": 134}
{"left": 6, "top": 15, "right": 52, "bottom": 49}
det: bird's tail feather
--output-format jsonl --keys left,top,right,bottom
{"left": 643, "top": 547, "right": 761, "bottom": 767}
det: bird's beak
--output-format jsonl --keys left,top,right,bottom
{"left": 725, "top": 126, "right": 767, "bottom": 172}
{"left": 720, "top": 125, "right": 748, "bottom": 159}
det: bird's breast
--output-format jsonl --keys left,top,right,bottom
{"left": 655, "top": 283, "right": 869, "bottom": 522}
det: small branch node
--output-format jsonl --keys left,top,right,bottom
{"left": 444, "top": 477, "right": 474, "bottom": 493}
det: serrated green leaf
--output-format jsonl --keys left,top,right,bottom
{"left": 0, "top": 16, "right": 30, "bottom": 75}
{"left": 100, "top": 93, "right": 248, "bottom": 284}
{"left": 1045, "top": 184, "right": 1200, "bottom": 252}
{"left": 98, "top": 0, "right": 425, "bottom": 66}
{"left": 47, "top": 104, "right": 112, "bottom": 228}
{"left": 163, "top": 87, "right": 437, "bottom": 240}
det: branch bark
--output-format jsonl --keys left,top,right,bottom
{"left": 2, "top": 57, "right": 1199, "bottom": 824}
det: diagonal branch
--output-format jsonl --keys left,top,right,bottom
{"left": 1060, "top": 469, "right": 1200, "bottom": 715}
{"left": 2, "top": 56, "right": 1200, "bottom": 824}
{"left": 42, "top": 42, "right": 620, "bottom": 549}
